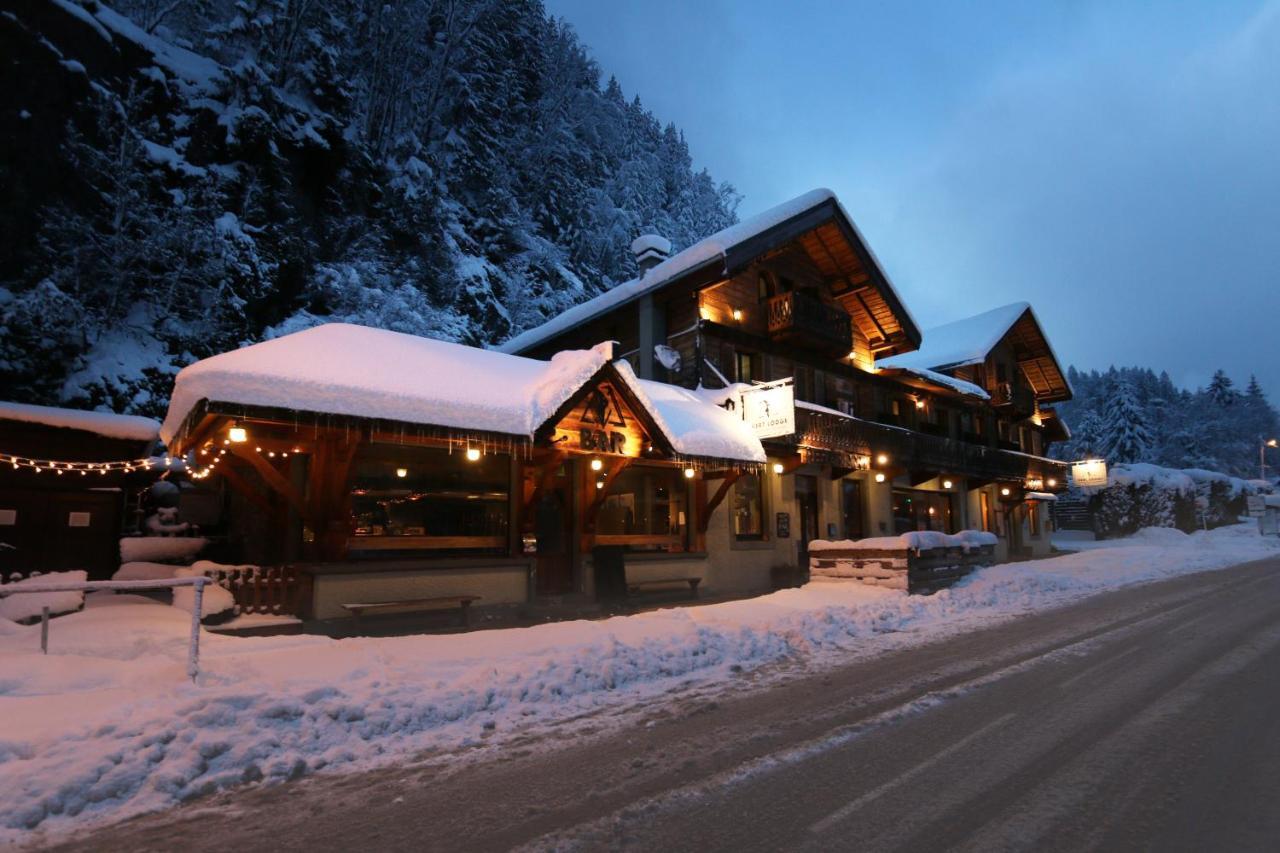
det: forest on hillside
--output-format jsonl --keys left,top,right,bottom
{"left": 0, "top": 0, "right": 739, "bottom": 416}
{"left": 1052, "top": 366, "right": 1280, "bottom": 480}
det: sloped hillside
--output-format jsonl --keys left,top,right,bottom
{"left": 0, "top": 0, "right": 738, "bottom": 415}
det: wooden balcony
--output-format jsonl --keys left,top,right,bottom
{"left": 991, "top": 382, "right": 1036, "bottom": 416}
{"left": 766, "top": 291, "right": 853, "bottom": 355}
{"left": 787, "top": 407, "right": 1067, "bottom": 485}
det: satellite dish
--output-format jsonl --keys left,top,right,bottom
{"left": 654, "top": 344, "right": 682, "bottom": 373}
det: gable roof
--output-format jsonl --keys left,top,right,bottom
{"left": 497, "top": 188, "right": 921, "bottom": 356}
{"left": 161, "top": 323, "right": 764, "bottom": 463}
{"left": 878, "top": 302, "right": 1072, "bottom": 402}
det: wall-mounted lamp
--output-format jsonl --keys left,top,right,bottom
{"left": 875, "top": 453, "right": 889, "bottom": 466}
{"left": 1047, "top": 478, "right": 1057, "bottom": 488}
{"left": 396, "top": 468, "right": 408, "bottom": 478}
{"left": 915, "top": 399, "right": 925, "bottom": 410}
{"left": 590, "top": 458, "right": 603, "bottom": 471}
{"left": 595, "top": 480, "right": 604, "bottom": 490}
{"left": 874, "top": 472, "right": 886, "bottom": 483}
{"left": 731, "top": 308, "right": 743, "bottom": 322}
{"left": 942, "top": 479, "right": 953, "bottom": 489}
{"left": 683, "top": 467, "right": 696, "bottom": 479}
{"left": 228, "top": 423, "right": 248, "bottom": 443}
{"left": 465, "top": 447, "right": 481, "bottom": 461}
{"left": 772, "top": 462, "right": 785, "bottom": 475}
{"left": 1001, "top": 487, "right": 1011, "bottom": 496}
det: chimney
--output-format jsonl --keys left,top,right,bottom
{"left": 630, "top": 233, "right": 671, "bottom": 276}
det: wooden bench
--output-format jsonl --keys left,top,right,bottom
{"left": 626, "top": 577, "right": 700, "bottom": 599}
{"left": 341, "top": 595, "right": 480, "bottom": 629}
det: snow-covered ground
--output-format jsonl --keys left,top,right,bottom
{"left": 1, "top": 524, "right": 1276, "bottom": 842}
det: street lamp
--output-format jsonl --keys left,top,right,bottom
{"left": 1263, "top": 438, "right": 1278, "bottom": 480}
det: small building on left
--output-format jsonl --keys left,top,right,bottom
{"left": 0, "top": 402, "right": 162, "bottom": 580}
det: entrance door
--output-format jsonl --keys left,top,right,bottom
{"left": 795, "top": 474, "right": 820, "bottom": 565}
{"left": 534, "top": 477, "right": 574, "bottom": 596}
{"left": 1006, "top": 502, "right": 1025, "bottom": 559}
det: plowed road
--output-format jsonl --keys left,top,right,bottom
{"left": 56, "top": 556, "right": 1280, "bottom": 852}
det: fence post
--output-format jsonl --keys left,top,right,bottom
{"left": 41, "top": 606, "right": 49, "bottom": 654}
{"left": 187, "top": 578, "right": 204, "bottom": 682}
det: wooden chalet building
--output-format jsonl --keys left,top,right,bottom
{"left": 501, "top": 189, "right": 1071, "bottom": 574}
{"left": 0, "top": 402, "right": 161, "bottom": 580}
{"left": 159, "top": 325, "right": 765, "bottom": 620}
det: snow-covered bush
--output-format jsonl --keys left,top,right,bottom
{"left": 1086, "top": 463, "right": 1270, "bottom": 538}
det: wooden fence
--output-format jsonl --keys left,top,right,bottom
{"left": 201, "top": 565, "right": 307, "bottom": 616}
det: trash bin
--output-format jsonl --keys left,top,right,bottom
{"left": 592, "top": 545, "right": 627, "bottom": 603}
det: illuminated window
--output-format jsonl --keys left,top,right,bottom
{"left": 980, "top": 491, "right": 992, "bottom": 532}
{"left": 596, "top": 465, "right": 689, "bottom": 551}
{"left": 349, "top": 446, "right": 509, "bottom": 554}
{"left": 731, "top": 473, "right": 764, "bottom": 541}
{"left": 891, "top": 488, "right": 955, "bottom": 535}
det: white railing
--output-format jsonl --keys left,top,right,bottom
{"left": 0, "top": 577, "right": 210, "bottom": 681}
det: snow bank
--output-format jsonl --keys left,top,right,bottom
{"left": 119, "top": 537, "right": 207, "bottom": 564}
{"left": 112, "top": 562, "right": 179, "bottom": 582}
{"left": 0, "top": 572, "right": 88, "bottom": 623}
{"left": 0, "top": 401, "right": 158, "bottom": 442}
{"left": 810, "top": 530, "right": 998, "bottom": 553}
{"left": 0, "top": 525, "right": 1275, "bottom": 841}
{"left": 170, "top": 569, "right": 235, "bottom": 618}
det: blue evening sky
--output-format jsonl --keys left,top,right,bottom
{"left": 546, "top": 0, "right": 1280, "bottom": 400}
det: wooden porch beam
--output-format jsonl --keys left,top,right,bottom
{"left": 229, "top": 445, "right": 308, "bottom": 519}
{"left": 216, "top": 461, "right": 276, "bottom": 515}
{"left": 584, "top": 457, "right": 632, "bottom": 532}
{"left": 698, "top": 470, "right": 741, "bottom": 533}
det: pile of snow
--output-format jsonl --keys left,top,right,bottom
{"left": 877, "top": 365, "right": 990, "bottom": 400}
{"left": 1108, "top": 463, "right": 1196, "bottom": 494}
{"left": 810, "top": 530, "right": 998, "bottom": 553}
{"left": 616, "top": 364, "right": 765, "bottom": 463}
{"left": 112, "top": 562, "right": 180, "bottom": 582}
{"left": 0, "top": 572, "right": 87, "bottom": 623}
{"left": 0, "top": 525, "right": 1275, "bottom": 841}
{"left": 119, "top": 537, "right": 208, "bottom": 564}
{"left": 0, "top": 401, "right": 158, "bottom": 442}
{"left": 170, "top": 568, "right": 235, "bottom": 618}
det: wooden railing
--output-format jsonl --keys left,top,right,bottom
{"left": 766, "top": 291, "right": 853, "bottom": 354}
{"left": 991, "top": 382, "right": 1035, "bottom": 416}
{"left": 203, "top": 564, "right": 306, "bottom": 616}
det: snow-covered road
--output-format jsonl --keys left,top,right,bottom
{"left": 1, "top": 524, "right": 1277, "bottom": 843}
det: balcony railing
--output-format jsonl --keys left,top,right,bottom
{"left": 787, "top": 407, "right": 1067, "bottom": 484}
{"left": 991, "top": 382, "right": 1036, "bottom": 416}
{"left": 766, "top": 290, "right": 853, "bottom": 355}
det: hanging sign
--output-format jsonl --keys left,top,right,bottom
{"left": 551, "top": 382, "right": 645, "bottom": 457}
{"left": 1071, "top": 459, "right": 1108, "bottom": 488}
{"left": 738, "top": 378, "right": 795, "bottom": 439}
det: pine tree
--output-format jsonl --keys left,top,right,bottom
{"left": 1101, "top": 379, "right": 1154, "bottom": 463}
{"left": 1207, "top": 369, "right": 1237, "bottom": 407}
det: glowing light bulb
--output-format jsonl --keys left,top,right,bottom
{"left": 684, "top": 467, "right": 696, "bottom": 479}
{"left": 396, "top": 468, "right": 408, "bottom": 478}
{"left": 590, "top": 458, "right": 603, "bottom": 471}
{"left": 942, "top": 479, "right": 953, "bottom": 489}
{"left": 875, "top": 453, "right": 889, "bottom": 466}
{"left": 228, "top": 426, "right": 247, "bottom": 443}
{"left": 772, "top": 462, "right": 784, "bottom": 475}
{"left": 1001, "top": 487, "right": 1011, "bottom": 496}
{"left": 874, "top": 472, "right": 886, "bottom": 483}
{"left": 466, "top": 447, "right": 481, "bottom": 461}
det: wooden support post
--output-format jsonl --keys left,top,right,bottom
{"left": 698, "top": 470, "right": 741, "bottom": 533}
{"left": 229, "top": 445, "right": 308, "bottom": 517}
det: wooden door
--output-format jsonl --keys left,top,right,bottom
{"left": 796, "top": 474, "right": 820, "bottom": 565}
{"left": 535, "top": 482, "right": 574, "bottom": 596}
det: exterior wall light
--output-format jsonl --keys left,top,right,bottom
{"left": 1047, "top": 478, "right": 1057, "bottom": 488}
{"left": 465, "top": 447, "right": 481, "bottom": 461}
{"left": 915, "top": 399, "right": 925, "bottom": 410}
{"left": 596, "top": 480, "right": 604, "bottom": 489}
{"left": 228, "top": 424, "right": 248, "bottom": 443}
{"left": 684, "top": 467, "right": 696, "bottom": 479}
{"left": 874, "top": 472, "right": 886, "bottom": 483}
{"left": 731, "top": 308, "right": 743, "bottom": 322}
{"left": 396, "top": 468, "right": 408, "bottom": 478}
{"left": 772, "top": 462, "right": 785, "bottom": 475}
{"left": 590, "top": 458, "right": 603, "bottom": 471}
{"left": 1001, "top": 487, "right": 1011, "bottom": 496}
{"left": 942, "top": 479, "right": 953, "bottom": 489}
{"left": 875, "top": 453, "right": 889, "bottom": 466}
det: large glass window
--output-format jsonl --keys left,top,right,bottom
{"left": 348, "top": 446, "right": 509, "bottom": 553}
{"left": 731, "top": 473, "right": 764, "bottom": 540}
{"left": 892, "top": 488, "right": 955, "bottom": 535}
{"left": 596, "top": 466, "right": 688, "bottom": 551}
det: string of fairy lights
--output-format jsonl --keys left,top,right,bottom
{"left": 0, "top": 452, "right": 180, "bottom": 476}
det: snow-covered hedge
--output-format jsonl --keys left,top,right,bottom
{"left": 1082, "top": 463, "right": 1271, "bottom": 538}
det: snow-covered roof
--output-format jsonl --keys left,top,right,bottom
{"left": 876, "top": 365, "right": 990, "bottom": 400}
{"left": 498, "top": 188, "right": 917, "bottom": 356}
{"left": 161, "top": 324, "right": 765, "bottom": 463}
{"left": 0, "top": 400, "right": 160, "bottom": 443}
{"left": 879, "top": 302, "right": 1032, "bottom": 373}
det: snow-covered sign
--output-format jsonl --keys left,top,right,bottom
{"left": 1071, "top": 459, "right": 1109, "bottom": 488}
{"left": 654, "top": 344, "right": 682, "bottom": 373}
{"left": 738, "top": 378, "right": 795, "bottom": 439}
{"left": 1247, "top": 495, "right": 1266, "bottom": 517}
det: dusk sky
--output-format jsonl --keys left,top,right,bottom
{"left": 547, "top": 0, "right": 1280, "bottom": 400}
